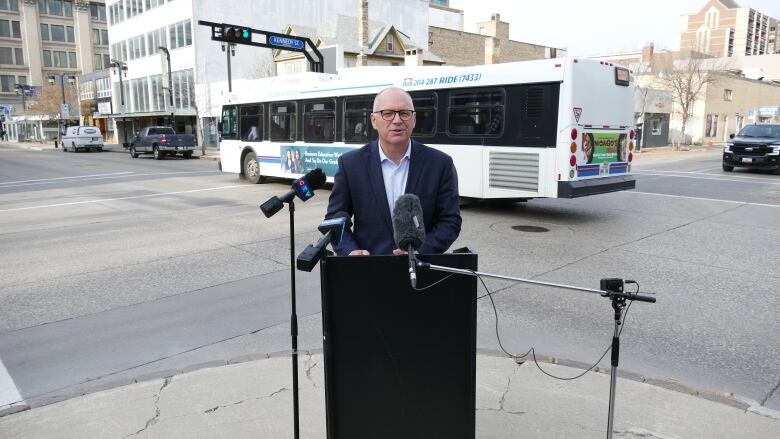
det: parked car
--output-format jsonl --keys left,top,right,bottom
{"left": 62, "top": 126, "right": 104, "bottom": 152}
{"left": 723, "top": 124, "right": 780, "bottom": 173}
{"left": 129, "top": 126, "right": 197, "bottom": 159}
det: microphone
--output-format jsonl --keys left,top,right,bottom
{"left": 296, "top": 212, "right": 352, "bottom": 272}
{"left": 260, "top": 168, "right": 327, "bottom": 218}
{"left": 392, "top": 194, "right": 426, "bottom": 289}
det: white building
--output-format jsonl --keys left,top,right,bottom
{"left": 106, "top": 0, "right": 431, "bottom": 147}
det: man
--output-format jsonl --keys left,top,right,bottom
{"left": 326, "top": 87, "right": 461, "bottom": 256}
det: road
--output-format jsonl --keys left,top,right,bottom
{"left": 0, "top": 145, "right": 778, "bottom": 413}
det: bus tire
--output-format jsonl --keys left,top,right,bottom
{"left": 243, "top": 151, "right": 262, "bottom": 184}
{"left": 153, "top": 145, "right": 163, "bottom": 160}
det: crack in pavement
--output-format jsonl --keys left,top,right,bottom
{"left": 760, "top": 378, "right": 780, "bottom": 407}
{"left": 305, "top": 354, "right": 320, "bottom": 389}
{"left": 125, "top": 377, "right": 171, "bottom": 438}
{"left": 204, "top": 400, "right": 244, "bottom": 414}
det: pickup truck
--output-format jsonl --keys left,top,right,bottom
{"left": 128, "top": 126, "right": 197, "bottom": 160}
{"left": 722, "top": 123, "right": 780, "bottom": 173}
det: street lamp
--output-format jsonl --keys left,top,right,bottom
{"left": 14, "top": 83, "right": 31, "bottom": 112}
{"left": 158, "top": 46, "right": 175, "bottom": 129}
{"left": 48, "top": 73, "right": 76, "bottom": 148}
{"left": 110, "top": 59, "right": 129, "bottom": 148}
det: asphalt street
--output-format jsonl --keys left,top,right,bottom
{"left": 0, "top": 145, "right": 778, "bottom": 414}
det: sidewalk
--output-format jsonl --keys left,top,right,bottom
{"left": 1, "top": 140, "right": 220, "bottom": 161}
{"left": 0, "top": 350, "right": 776, "bottom": 438}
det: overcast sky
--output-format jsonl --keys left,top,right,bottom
{"left": 447, "top": 0, "right": 780, "bottom": 55}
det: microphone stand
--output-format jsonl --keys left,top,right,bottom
{"left": 416, "top": 261, "right": 655, "bottom": 439}
{"left": 287, "top": 200, "right": 301, "bottom": 439}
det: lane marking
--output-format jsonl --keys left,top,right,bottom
{"left": 623, "top": 191, "right": 780, "bottom": 208}
{"left": 635, "top": 172, "right": 780, "bottom": 186}
{"left": 0, "top": 358, "right": 23, "bottom": 408}
{"left": 0, "top": 184, "right": 250, "bottom": 213}
{"left": 0, "top": 170, "right": 219, "bottom": 189}
{"left": 0, "top": 171, "right": 133, "bottom": 186}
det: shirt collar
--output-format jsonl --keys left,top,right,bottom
{"left": 378, "top": 140, "right": 412, "bottom": 164}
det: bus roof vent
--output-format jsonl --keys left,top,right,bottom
{"left": 488, "top": 151, "right": 539, "bottom": 192}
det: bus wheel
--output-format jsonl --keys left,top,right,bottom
{"left": 244, "top": 152, "right": 262, "bottom": 184}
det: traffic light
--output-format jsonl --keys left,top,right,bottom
{"left": 223, "top": 26, "right": 251, "bottom": 43}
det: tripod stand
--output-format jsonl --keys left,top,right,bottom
{"left": 416, "top": 261, "right": 655, "bottom": 439}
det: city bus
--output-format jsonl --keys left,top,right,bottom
{"left": 218, "top": 57, "right": 636, "bottom": 199}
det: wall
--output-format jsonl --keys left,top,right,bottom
{"left": 429, "top": 26, "right": 547, "bottom": 67}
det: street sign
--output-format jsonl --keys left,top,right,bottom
{"left": 268, "top": 36, "right": 305, "bottom": 50}
{"left": 60, "top": 103, "right": 69, "bottom": 119}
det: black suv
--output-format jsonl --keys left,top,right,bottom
{"left": 723, "top": 124, "right": 780, "bottom": 173}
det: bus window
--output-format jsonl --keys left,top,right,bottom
{"left": 221, "top": 105, "right": 237, "bottom": 139}
{"left": 344, "top": 96, "right": 376, "bottom": 144}
{"left": 303, "top": 100, "right": 335, "bottom": 143}
{"left": 447, "top": 89, "right": 504, "bottom": 137}
{"left": 411, "top": 92, "right": 436, "bottom": 137}
{"left": 270, "top": 102, "right": 297, "bottom": 142}
{"left": 239, "top": 105, "right": 263, "bottom": 142}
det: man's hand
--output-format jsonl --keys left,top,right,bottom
{"left": 349, "top": 250, "right": 371, "bottom": 256}
{"left": 392, "top": 248, "right": 408, "bottom": 256}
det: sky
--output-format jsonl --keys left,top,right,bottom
{"left": 447, "top": 0, "right": 780, "bottom": 55}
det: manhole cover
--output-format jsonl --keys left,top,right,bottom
{"left": 511, "top": 225, "right": 549, "bottom": 233}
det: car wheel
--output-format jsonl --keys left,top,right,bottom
{"left": 130, "top": 146, "right": 139, "bottom": 158}
{"left": 722, "top": 164, "right": 734, "bottom": 172}
{"left": 243, "top": 152, "right": 261, "bottom": 184}
{"left": 183, "top": 151, "right": 193, "bottom": 159}
{"left": 153, "top": 146, "right": 163, "bottom": 160}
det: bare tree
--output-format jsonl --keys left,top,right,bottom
{"left": 657, "top": 56, "right": 721, "bottom": 148}
{"left": 25, "top": 83, "right": 79, "bottom": 118}
{"left": 249, "top": 54, "right": 276, "bottom": 79}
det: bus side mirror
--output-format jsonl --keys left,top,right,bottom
{"left": 729, "top": 133, "right": 735, "bottom": 139}
{"left": 218, "top": 121, "right": 223, "bottom": 132}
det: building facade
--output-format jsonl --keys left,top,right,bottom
{"left": 679, "top": 0, "right": 779, "bottom": 57}
{"left": 0, "top": 0, "right": 109, "bottom": 128}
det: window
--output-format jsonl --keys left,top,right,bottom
{"left": 92, "top": 53, "right": 102, "bottom": 69}
{"left": 221, "top": 106, "right": 237, "bottom": 138}
{"left": 0, "top": 74, "right": 14, "bottom": 92}
{"left": 128, "top": 35, "right": 145, "bottom": 60}
{"left": 724, "top": 89, "right": 733, "bottom": 101}
{"left": 17, "top": 74, "right": 25, "bottom": 85}
{"left": 705, "top": 114, "right": 718, "bottom": 137}
{"left": 53, "top": 50, "right": 67, "bottom": 67}
{"left": 38, "top": 0, "right": 46, "bottom": 14}
{"left": 149, "top": 74, "right": 163, "bottom": 110}
{"left": 343, "top": 95, "right": 376, "bottom": 143}
{"left": 448, "top": 89, "right": 504, "bottom": 136}
{"left": 101, "top": 29, "right": 109, "bottom": 45}
{"left": 103, "top": 53, "right": 110, "bottom": 69}
{"left": 42, "top": 49, "right": 52, "bottom": 67}
{"left": 386, "top": 34, "right": 393, "bottom": 52}
{"left": 63, "top": 0, "right": 72, "bottom": 17}
{"left": 90, "top": 2, "right": 106, "bottom": 21}
{"left": 40, "top": 23, "right": 49, "bottom": 40}
{"left": 169, "top": 19, "right": 192, "bottom": 49}
{"left": 50, "top": 24, "right": 65, "bottom": 42}
{"left": 14, "top": 47, "right": 22, "bottom": 65}
{"left": 0, "top": 1, "right": 20, "bottom": 12}
{"left": 303, "top": 100, "right": 335, "bottom": 142}
{"left": 131, "top": 77, "right": 149, "bottom": 112}
{"left": 66, "top": 26, "right": 74, "bottom": 43}
{"left": 147, "top": 27, "right": 166, "bottom": 55}
{"left": 0, "top": 20, "right": 9, "bottom": 38}
{"left": 11, "top": 21, "right": 20, "bottom": 38}
{"left": 172, "top": 69, "right": 193, "bottom": 109}
{"left": 92, "top": 29, "right": 100, "bottom": 45}
{"left": 48, "top": 0, "right": 63, "bottom": 16}
{"left": 411, "top": 92, "right": 436, "bottom": 137}
{"left": 270, "top": 102, "right": 297, "bottom": 141}
{"left": 651, "top": 119, "right": 661, "bottom": 135}
{"left": 0, "top": 47, "right": 12, "bottom": 64}
{"left": 68, "top": 51, "right": 76, "bottom": 68}
{"left": 240, "top": 105, "right": 263, "bottom": 141}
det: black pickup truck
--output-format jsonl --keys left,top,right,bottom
{"left": 129, "top": 126, "right": 197, "bottom": 160}
{"left": 722, "top": 124, "right": 780, "bottom": 173}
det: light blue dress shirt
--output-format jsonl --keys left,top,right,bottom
{"left": 378, "top": 141, "right": 411, "bottom": 215}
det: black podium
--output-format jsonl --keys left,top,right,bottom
{"left": 320, "top": 254, "right": 478, "bottom": 439}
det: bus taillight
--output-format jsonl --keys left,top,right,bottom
{"left": 570, "top": 142, "right": 577, "bottom": 153}
{"left": 629, "top": 141, "right": 634, "bottom": 151}
{"left": 629, "top": 130, "right": 635, "bottom": 139}
{"left": 570, "top": 128, "right": 578, "bottom": 140}
{"left": 628, "top": 153, "right": 634, "bottom": 162}
{"left": 569, "top": 155, "right": 577, "bottom": 167}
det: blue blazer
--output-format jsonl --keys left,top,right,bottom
{"left": 326, "top": 140, "right": 462, "bottom": 255}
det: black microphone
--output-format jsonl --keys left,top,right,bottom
{"left": 260, "top": 168, "right": 327, "bottom": 218}
{"left": 296, "top": 212, "right": 352, "bottom": 272}
{"left": 392, "top": 194, "right": 426, "bottom": 289}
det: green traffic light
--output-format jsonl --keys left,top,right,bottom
{"left": 242, "top": 29, "right": 250, "bottom": 39}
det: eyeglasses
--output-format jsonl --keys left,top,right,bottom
{"left": 374, "top": 109, "right": 415, "bottom": 121}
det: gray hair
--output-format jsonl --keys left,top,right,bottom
{"left": 372, "top": 87, "right": 414, "bottom": 112}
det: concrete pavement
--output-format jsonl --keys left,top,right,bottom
{"left": 1, "top": 140, "right": 220, "bottom": 161}
{"left": 0, "top": 350, "right": 776, "bottom": 438}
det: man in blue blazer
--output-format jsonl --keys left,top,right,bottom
{"left": 326, "top": 87, "right": 461, "bottom": 256}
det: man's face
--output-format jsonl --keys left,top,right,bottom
{"left": 371, "top": 90, "right": 416, "bottom": 147}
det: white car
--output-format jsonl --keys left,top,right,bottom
{"left": 62, "top": 126, "right": 104, "bottom": 152}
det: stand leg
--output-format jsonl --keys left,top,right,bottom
{"left": 606, "top": 297, "right": 624, "bottom": 439}
{"left": 289, "top": 201, "right": 300, "bottom": 439}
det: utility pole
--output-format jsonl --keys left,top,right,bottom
{"left": 48, "top": 74, "right": 75, "bottom": 148}
{"left": 110, "top": 59, "right": 129, "bottom": 148}
{"left": 222, "top": 41, "right": 235, "bottom": 92}
{"left": 158, "top": 46, "right": 175, "bottom": 129}
{"left": 14, "top": 83, "right": 30, "bottom": 111}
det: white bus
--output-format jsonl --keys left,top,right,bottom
{"left": 218, "top": 57, "right": 636, "bottom": 199}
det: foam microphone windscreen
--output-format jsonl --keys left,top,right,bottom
{"left": 392, "top": 194, "right": 426, "bottom": 251}
{"left": 307, "top": 168, "right": 326, "bottom": 190}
